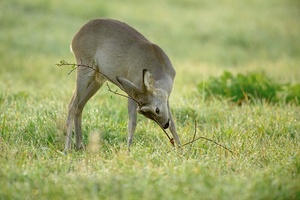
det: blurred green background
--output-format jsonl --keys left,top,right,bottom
{"left": 1, "top": 0, "right": 300, "bottom": 96}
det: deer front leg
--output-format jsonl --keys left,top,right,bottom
{"left": 168, "top": 103, "right": 181, "bottom": 148}
{"left": 127, "top": 99, "right": 138, "bottom": 152}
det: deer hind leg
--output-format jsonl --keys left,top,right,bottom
{"left": 65, "top": 60, "right": 106, "bottom": 151}
{"left": 65, "top": 93, "right": 76, "bottom": 151}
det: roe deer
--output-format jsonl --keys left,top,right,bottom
{"left": 65, "top": 18, "right": 181, "bottom": 152}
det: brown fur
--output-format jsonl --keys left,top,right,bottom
{"left": 65, "top": 19, "right": 181, "bottom": 152}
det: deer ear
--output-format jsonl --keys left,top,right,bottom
{"left": 143, "top": 69, "right": 155, "bottom": 92}
{"left": 116, "top": 76, "right": 140, "bottom": 99}
{"left": 138, "top": 105, "right": 152, "bottom": 114}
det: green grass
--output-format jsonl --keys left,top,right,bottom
{"left": 1, "top": 0, "right": 300, "bottom": 199}
{"left": 198, "top": 71, "right": 300, "bottom": 105}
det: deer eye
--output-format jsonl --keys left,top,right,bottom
{"left": 155, "top": 108, "right": 160, "bottom": 114}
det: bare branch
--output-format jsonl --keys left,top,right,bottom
{"left": 56, "top": 60, "right": 141, "bottom": 106}
{"left": 181, "top": 120, "right": 234, "bottom": 155}
{"left": 106, "top": 82, "right": 132, "bottom": 100}
{"left": 56, "top": 60, "right": 233, "bottom": 154}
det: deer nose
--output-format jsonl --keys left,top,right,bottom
{"left": 163, "top": 120, "right": 170, "bottom": 129}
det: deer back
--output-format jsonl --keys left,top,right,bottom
{"left": 71, "top": 19, "right": 175, "bottom": 94}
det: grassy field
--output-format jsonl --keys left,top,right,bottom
{"left": 1, "top": 0, "right": 300, "bottom": 199}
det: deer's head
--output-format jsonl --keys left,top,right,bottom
{"left": 117, "top": 69, "right": 170, "bottom": 129}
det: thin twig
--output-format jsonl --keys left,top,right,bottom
{"left": 146, "top": 112, "right": 175, "bottom": 147}
{"left": 183, "top": 136, "right": 233, "bottom": 153}
{"left": 106, "top": 82, "right": 132, "bottom": 100}
{"left": 156, "top": 120, "right": 175, "bottom": 147}
{"left": 56, "top": 60, "right": 140, "bottom": 105}
{"left": 181, "top": 120, "right": 233, "bottom": 154}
